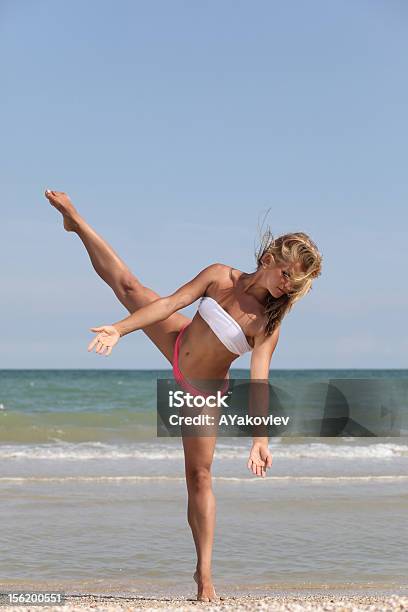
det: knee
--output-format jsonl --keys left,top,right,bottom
{"left": 119, "top": 273, "right": 143, "bottom": 296}
{"left": 186, "top": 466, "right": 212, "bottom": 493}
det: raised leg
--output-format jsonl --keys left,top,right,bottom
{"left": 182, "top": 435, "right": 219, "bottom": 602}
{"left": 45, "top": 190, "right": 191, "bottom": 364}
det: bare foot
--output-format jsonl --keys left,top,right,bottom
{"left": 44, "top": 189, "right": 80, "bottom": 232}
{"left": 193, "top": 569, "right": 219, "bottom": 602}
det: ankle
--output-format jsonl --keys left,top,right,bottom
{"left": 196, "top": 568, "right": 212, "bottom": 582}
{"left": 73, "top": 217, "right": 86, "bottom": 232}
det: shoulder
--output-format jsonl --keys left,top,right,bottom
{"left": 201, "top": 262, "right": 231, "bottom": 284}
{"left": 169, "top": 263, "right": 226, "bottom": 309}
{"left": 208, "top": 262, "right": 229, "bottom": 275}
{"left": 196, "top": 262, "right": 224, "bottom": 274}
{"left": 196, "top": 262, "right": 225, "bottom": 284}
{"left": 211, "top": 262, "right": 239, "bottom": 282}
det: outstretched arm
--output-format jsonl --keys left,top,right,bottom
{"left": 88, "top": 263, "right": 222, "bottom": 354}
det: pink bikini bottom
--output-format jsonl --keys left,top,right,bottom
{"left": 172, "top": 323, "right": 230, "bottom": 398}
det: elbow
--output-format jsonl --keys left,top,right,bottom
{"left": 162, "top": 295, "right": 184, "bottom": 317}
{"left": 167, "top": 292, "right": 192, "bottom": 312}
{"left": 250, "top": 359, "right": 271, "bottom": 381}
{"left": 251, "top": 371, "right": 270, "bottom": 382}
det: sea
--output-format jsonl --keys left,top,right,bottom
{"left": 0, "top": 369, "right": 407, "bottom": 598}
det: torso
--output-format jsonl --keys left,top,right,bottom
{"left": 178, "top": 265, "right": 267, "bottom": 380}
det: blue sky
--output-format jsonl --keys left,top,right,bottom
{"left": 1, "top": 0, "right": 406, "bottom": 369}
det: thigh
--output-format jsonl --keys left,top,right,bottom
{"left": 119, "top": 282, "right": 192, "bottom": 365}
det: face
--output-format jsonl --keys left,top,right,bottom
{"left": 260, "top": 254, "right": 305, "bottom": 298}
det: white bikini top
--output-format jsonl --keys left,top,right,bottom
{"left": 198, "top": 296, "right": 252, "bottom": 356}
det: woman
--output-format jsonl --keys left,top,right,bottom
{"left": 44, "top": 189, "right": 322, "bottom": 602}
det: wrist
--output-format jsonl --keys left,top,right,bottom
{"left": 113, "top": 323, "right": 125, "bottom": 338}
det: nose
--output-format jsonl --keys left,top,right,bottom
{"left": 281, "top": 276, "right": 292, "bottom": 292}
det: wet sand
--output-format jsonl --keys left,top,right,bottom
{"left": 2, "top": 593, "right": 408, "bottom": 611}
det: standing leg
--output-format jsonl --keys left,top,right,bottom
{"left": 45, "top": 190, "right": 190, "bottom": 364}
{"left": 182, "top": 435, "right": 219, "bottom": 602}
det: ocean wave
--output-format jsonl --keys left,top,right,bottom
{"left": 0, "top": 474, "right": 407, "bottom": 483}
{"left": 0, "top": 440, "right": 407, "bottom": 461}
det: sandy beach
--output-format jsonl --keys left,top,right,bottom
{"left": 1, "top": 592, "right": 408, "bottom": 611}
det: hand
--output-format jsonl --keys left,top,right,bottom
{"left": 247, "top": 442, "right": 272, "bottom": 478}
{"left": 87, "top": 325, "right": 120, "bottom": 356}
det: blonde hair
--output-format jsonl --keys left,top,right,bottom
{"left": 254, "top": 226, "right": 323, "bottom": 335}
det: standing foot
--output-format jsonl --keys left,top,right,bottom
{"left": 193, "top": 569, "right": 219, "bottom": 602}
{"left": 44, "top": 189, "right": 81, "bottom": 232}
